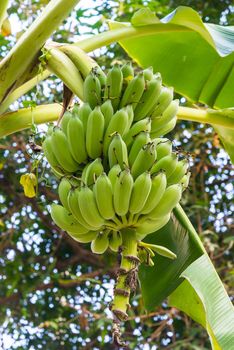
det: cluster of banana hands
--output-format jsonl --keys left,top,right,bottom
{"left": 42, "top": 61, "right": 190, "bottom": 344}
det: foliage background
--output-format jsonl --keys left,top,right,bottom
{"left": 0, "top": 1, "right": 233, "bottom": 349}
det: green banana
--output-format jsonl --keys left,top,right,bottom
{"left": 148, "top": 184, "right": 182, "bottom": 220}
{"left": 60, "top": 45, "right": 97, "bottom": 77}
{"left": 50, "top": 203, "right": 89, "bottom": 234}
{"left": 51, "top": 128, "right": 79, "bottom": 173}
{"left": 108, "top": 133, "right": 129, "bottom": 170}
{"left": 46, "top": 124, "right": 54, "bottom": 136}
{"left": 67, "top": 116, "right": 87, "bottom": 164}
{"left": 136, "top": 214, "right": 170, "bottom": 239}
{"left": 167, "top": 159, "right": 189, "bottom": 185}
{"left": 78, "top": 103, "right": 92, "bottom": 131}
{"left": 68, "top": 230, "right": 98, "bottom": 243}
{"left": 82, "top": 158, "right": 104, "bottom": 186}
{"left": 125, "top": 104, "right": 134, "bottom": 129}
{"left": 121, "top": 62, "right": 134, "bottom": 81}
{"left": 60, "top": 44, "right": 97, "bottom": 78}
{"left": 100, "top": 99, "right": 114, "bottom": 130}
{"left": 129, "top": 172, "right": 152, "bottom": 214}
{"left": 109, "top": 231, "right": 122, "bottom": 252}
{"left": 151, "top": 152, "right": 178, "bottom": 178}
{"left": 123, "top": 117, "right": 151, "bottom": 147}
{"left": 58, "top": 177, "right": 72, "bottom": 211}
{"left": 143, "top": 67, "right": 154, "bottom": 81}
{"left": 134, "top": 76, "right": 162, "bottom": 121}
{"left": 141, "top": 172, "right": 167, "bottom": 215}
{"left": 93, "top": 172, "right": 115, "bottom": 220}
{"left": 131, "top": 142, "right": 156, "bottom": 179}
{"left": 154, "top": 138, "right": 173, "bottom": 159}
{"left": 83, "top": 71, "right": 102, "bottom": 108}
{"left": 46, "top": 47, "right": 84, "bottom": 100}
{"left": 91, "top": 230, "right": 110, "bottom": 254}
{"left": 103, "top": 108, "right": 129, "bottom": 156}
{"left": 93, "top": 66, "right": 107, "bottom": 88}
{"left": 67, "top": 188, "right": 99, "bottom": 230}
{"left": 120, "top": 72, "right": 145, "bottom": 109}
{"left": 108, "top": 164, "right": 122, "bottom": 188}
{"left": 60, "top": 110, "right": 72, "bottom": 135}
{"left": 151, "top": 86, "right": 174, "bottom": 117}
{"left": 128, "top": 132, "right": 151, "bottom": 167}
{"left": 151, "top": 99, "right": 179, "bottom": 130}
{"left": 180, "top": 171, "right": 191, "bottom": 190}
{"left": 104, "top": 64, "right": 123, "bottom": 111}
{"left": 86, "top": 106, "right": 105, "bottom": 159}
{"left": 150, "top": 116, "right": 177, "bottom": 138}
{"left": 42, "top": 136, "right": 60, "bottom": 169}
{"left": 78, "top": 185, "right": 104, "bottom": 228}
{"left": 139, "top": 242, "right": 176, "bottom": 259}
{"left": 113, "top": 169, "right": 133, "bottom": 216}
{"left": 72, "top": 104, "right": 79, "bottom": 117}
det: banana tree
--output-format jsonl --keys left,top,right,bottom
{"left": 0, "top": 1, "right": 233, "bottom": 349}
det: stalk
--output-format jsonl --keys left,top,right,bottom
{"left": 177, "top": 106, "right": 234, "bottom": 129}
{"left": 111, "top": 228, "right": 139, "bottom": 346}
{"left": 77, "top": 24, "right": 190, "bottom": 53}
{"left": 0, "top": 104, "right": 62, "bottom": 138}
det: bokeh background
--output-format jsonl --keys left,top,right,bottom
{"left": 0, "top": 1, "right": 233, "bottom": 349}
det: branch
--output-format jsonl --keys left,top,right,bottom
{"left": 76, "top": 24, "right": 193, "bottom": 53}
{"left": 0, "top": 269, "right": 112, "bottom": 306}
{"left": 177, "top": 106, "right": 234, "bottom": 129}
{"left": 0, "top": 0, "right": 80, "bottom": 102}
{"left": 0, "top": 104, "right": 62, "bottom": 138}
{"left": 1, "top": 104, "right": 233, "bottom": 139}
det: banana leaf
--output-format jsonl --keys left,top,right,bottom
{"left": 139, "top": 205, "right": 204, "bottom": 308}
{"left": 108, "top": 7, "right": 234, "bottom": 163}
{"left": 139, "top": 205, "right": 234, "bottom": 349}
{"left": 169, "top": 255, "right": 234, "bottom": 350}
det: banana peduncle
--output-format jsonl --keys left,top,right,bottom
{"left": 111, "top": 228, "right": 139, "bottom": 347}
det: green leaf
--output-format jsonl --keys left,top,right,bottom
{"left": 214, "top": 125, "right": 234, "bottom": 163}
{"left": 169, "top": 255, "right": 234, "bottom": 350}
{"left": 131, "top": 8, "right": 160, "bottom": 26}
{"left": 108, "top": 7, "right": 234, "bottom": 108}
{"left": 205, "top": 24, "right": 234, "bottom": 56}
{"left": 139, "top": 206, "right": 204, "bottom": 309}
{"left": 139, "top": 205, "right": 234, "bottom": 349}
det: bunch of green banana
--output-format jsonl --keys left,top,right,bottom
{"left": 42, "top": 61, "right": 191, "bottom": 341}
{"left": 51, "top": 138, "right": 189, "bottom": 245}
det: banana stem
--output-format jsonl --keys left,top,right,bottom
{"left": 111, "top": 228, "right": 139, "bottom": 347}
{"left": 112, "top": 228, "right": 139, "bottom": 320}
{"left": 177, "top": 106, "right": 234, "bottom": 129}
